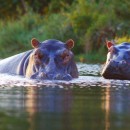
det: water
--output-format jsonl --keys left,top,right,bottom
{"left": 0, "top": 63, "right": 130, "bottom": 130}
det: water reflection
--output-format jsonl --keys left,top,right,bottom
{"left": 0, "top": 64, "right": 130, "bottom": 130}
{"left": 101, "top": 87, "right": 110, "bottom": 130}
{"left": 25, "top": 86, "right": 73, "bottom": 130}
{"left": 0, "top": 84, "right": 130, "bottom": 130}
{"left": 101, "top": 81, "right": 130, "bottom": 130}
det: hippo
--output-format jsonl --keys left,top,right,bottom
{"left": 101, "top": 40, "right": 130, "bottom": 80}
{"left": 0, "top": 38, "right": 78, "bottom": 80}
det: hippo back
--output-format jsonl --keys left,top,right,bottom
{"left": 0, "top": 50, "right": 32, "bottom": 75}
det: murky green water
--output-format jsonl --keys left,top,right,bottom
{"left": 0, "top": 63, "right": 130, "bottom": 130}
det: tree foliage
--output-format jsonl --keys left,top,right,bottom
{"left": 0, "top": 0, "right": 130, "bottom": 57}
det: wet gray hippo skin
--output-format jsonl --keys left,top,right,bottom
{"left": 101, "top": 41, "right": 130, "bottom": 80}
{"left": 0, "top": 38, "right": 78, "bottom": 80}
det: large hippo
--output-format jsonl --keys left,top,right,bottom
{"left": 101, "top": 40, "right": 130, "bottom": 80}
{"left": 0, "top": 38, "right": 78, "bottom": 80}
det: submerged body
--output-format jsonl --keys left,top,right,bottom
{"left": 0, "top": 38, "right": 78, "bottom": 80}
{"left": 101, "top": 41, "right": 130, "bottom": 80}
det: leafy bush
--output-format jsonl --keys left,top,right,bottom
{"left": 0, "top": 0, "right": 130, "bottom": 62}
{"left": 0, "top": 12, "right": 80, "bottom": 58}
{"left": 0, "top": 12, "right": 43, "bottom": 57}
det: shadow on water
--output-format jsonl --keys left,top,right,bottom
{"left": 0, "top": 63, "right": 130, "bottom": 130}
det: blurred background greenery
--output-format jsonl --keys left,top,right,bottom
{"left": 0, "top": 0, "right": 130, "bottom": 63}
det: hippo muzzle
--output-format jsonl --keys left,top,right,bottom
{"left": 36, "top": 72, "right": 72, "bottom": 80}
{"left": 101, "top": 60, "right": 130, "bottom": 80}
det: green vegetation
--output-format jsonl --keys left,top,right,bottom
{"left": 0, "top": 0, "right": 130, "bottom": 62}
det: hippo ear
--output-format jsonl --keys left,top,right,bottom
{"left": 106, "top": 40, "right": 114, "bottom": 49}
{"left": 31, "top": 38, "right": 41, "bottom": 48}
{"left": 65, "top": 39, "right": 74, "bottom": 49}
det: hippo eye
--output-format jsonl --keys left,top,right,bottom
{"left": 34, "top": 50, "right": 44, "bottom": 59}
{"left": 60, "top": 51, "right": 71, "bottom": 64}
{"left": 38, "top": 53, "right": 44, "bottom": 59}
{"left": 61, "top": 52, "right": 69, "bottom": 59}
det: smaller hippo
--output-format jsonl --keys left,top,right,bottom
{"left": 101, "top": 40, "right": 130, "bottom": 80}
{"left": 0, "top": 38, "right": 78, "bottom": 80}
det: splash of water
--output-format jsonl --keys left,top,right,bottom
{"left": 0, "top": 63, "right": 130, "bottom": 88}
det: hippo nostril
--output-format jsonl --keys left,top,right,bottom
{"left": 47, "top": 74, "right": 54, "bottom": 79}
{"left": 63, "top": 74, "right": 72, "bottom": 81}
{"left": 109, "top": 60, "right": 118, "bottom": 68}
{"left": 119, "top": 60, "right": 127, "bottom": 68}
{"left": 117, "top": 60, "right": 130, "bottom": 73}
{"left": 54, "top": 74, "right": 61, "bottom": 80}
{"left": 39, "top": 72, "right": 47, "bottom": 78}
{"left": 120, "top": 60, "right": 127, "bottom": 65}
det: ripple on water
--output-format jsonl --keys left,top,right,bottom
{"left": 0, "top": 64, "right": 130, "bottom": 89}
{"left": 77, "top": 63, "right": 102, "bottom": 76}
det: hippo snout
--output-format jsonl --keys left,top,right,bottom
{"left": 101, "top": 60, "right": 120, "bottom": 79}
{"left": 101, "top": 60, "right": 130, "bottom": 80}
{"left": 47, "top": 73, "right": 72, "bottom": 80}
{"left": 39, "top": 72, "right": 47, "bottom": 78}
{"left": 38, "top": 72, "right": 72, "bottom": 80}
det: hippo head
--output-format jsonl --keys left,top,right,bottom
{"left": 101, "top": 41, "right": 130, "bottom": 80}
{"left": 26, "top": 38, "right": 78, "bottom": 80}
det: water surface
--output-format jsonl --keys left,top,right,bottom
{"left": 0, "top": 63, "right": 130, "bottom": 130}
